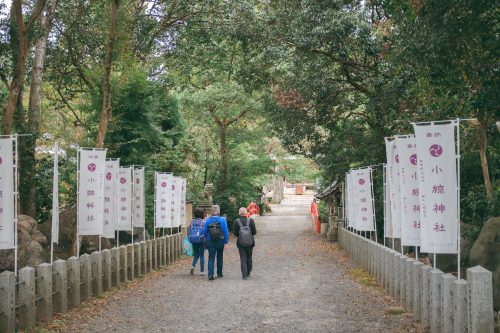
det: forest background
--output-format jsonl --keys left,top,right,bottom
{"left": 0, "top": 0, "right": 498, "bottom": 254}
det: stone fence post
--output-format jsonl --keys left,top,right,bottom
{"left": 430, "top": 268, "right": 444, "bottom": 333}
{"left": 467, "top": 266, "right": 494, "bottom": 333}
{"left": 134, "top": 243, "right": 141, "bottom": 277}
{"left": 440, "top": 273, "right": 456, "bottom": 333}
{"left": 152, "top": 239, "right": 158, "bottom": 270}
{"left": 91, "top": 252, "right": 103, "bottom": 297}
{"left": 0, "top": 271, "right": 15, "bottom": 333}
{"left": 111, "top": 247, "right": 120, "bottom": 287}
{"left": 53, "top": 259, "right": 68, "bottom": 314}
{"left": 36, "top": 263, "right": 52, "bottom": 322}
{"left": 18, "top": 266, "right": 36, "bottom": 329}
{"left": 67, "top": 256, "right": 80, "bottom": 308}
{"left": 127, "top": 244, "right": 134, "bottom": 280}
{"left": 453, "top": 279, "right": 468, "bottom": 333}
{"left": 102, "top": 249, "right": 112, "bottom": 291}
{"left": 80, "top": 254, "right": 92, "bottom": 301}
{"left": 120, "top": 245, "right": 128, "bottom": 283}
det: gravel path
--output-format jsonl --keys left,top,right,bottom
{"left": 40, "top": 204, "right": 419, "bottom": 333}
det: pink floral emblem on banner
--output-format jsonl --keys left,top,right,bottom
{"left": 161, "top": 182, "right": 167, "bottom": 188}
{"left": 395, "top": 154, "right": 399, "bottom": 163}
{"left": 136, "top": 178, "right": 140, "bottom": 184}
{"left": 359, "top": 178, "right": 365, "bottom": 185}
{"left": 410, "top": 154, "right": 417, "bottom": 165}
{"left": 429, "top": 144, "right": 443, "bottom": 157}
{"left": 106, "top": 172, "right": 112, "bottom": 180}
{"left": 172, "top": 185, "right": 175, "bottom": 190}
{"left": 120, "top": 177, "right": 127, "bottom": 184}
{"left": 88, "top": 163, "right": 96, "bottom": 172}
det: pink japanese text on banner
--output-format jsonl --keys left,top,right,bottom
{"left": 395, "top": 136, "right": 421, "bottom": 246}
{"left": 413, "top": 122, "right": 458, "bottom": 254}
{"left": 102, "top": 159, "right": 119, "bottom": 238}
{"left": 385, "top": 137, "right": 402, "bottom": 238}
{"left": 78, "top": 149, "right": 107, "bottom": 236}
{"left": 117, "top": 166, "right": 133, "bottom": 231}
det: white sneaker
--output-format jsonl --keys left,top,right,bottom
{"left": 198, "top": 271, "right": 206, "bottom": 275}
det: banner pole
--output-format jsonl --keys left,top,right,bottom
{"left": 456, "top": 119, "right": 461, "bottom": 279}
{"left": 50, "top": 242, "right": 54, "bottom": 265}
{"left": 370, "top": 167, "right": 378, "bottom": 244}
{"left": 131, "top": 166, "right": 135, "bottom": 245}
{"left": 154, "top": 172, "right": 157, "bottom": 239}
{"left": 99, "top": 236, "right": 102, "bottom": 252}
{"left": 415, "top": 246, "right": 418, "bottom": 260}
{"left": 14, "top": 135, "right": 19, "bottom": 276}
{"left": 433, "top": 253, "right": 437, "bottom": 270}
{"left": 117, "top": 230, "right": 120, "bottom": 247}
{"left": 76, "top": 149, "right": 80, "bottom": 257}
{"left": 382, "top": 164, "right": 387, "bottom": 247}
{"left": 342, "top": 179, "right": 345, "bottom": 229}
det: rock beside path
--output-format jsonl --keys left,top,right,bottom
{"left": 0, "top": 215, "right": 48, "bottom": 271}
{"left": 469, "top": 216, "right": 500, "bottom": 311}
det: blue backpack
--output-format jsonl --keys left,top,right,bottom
{"left": 188, "top": 218, "right": 205, "bottom": 244}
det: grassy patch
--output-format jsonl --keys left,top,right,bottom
{"left": 349, "top": 268, "right": 382, "bottom": 289}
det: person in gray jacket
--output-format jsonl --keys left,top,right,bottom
{"left": 233, "top": 207, "right": 257, "bottom": 279}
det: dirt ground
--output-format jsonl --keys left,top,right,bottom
{"left": 36, "top": 204, "right": 419, "bottom": 333}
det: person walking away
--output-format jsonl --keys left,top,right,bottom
{"left": 234, "top": 207, "right": 257, "bottom": 279}
{"left": 188, "top": 207, "right": 206, "bottom": 275}
{"left": 203, "top": 205, "right": 229, "bottom": 280}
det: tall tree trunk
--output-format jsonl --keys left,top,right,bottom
{"left": 218, "top": 124, "right": 228, "bottom": 193}
{"left": 477, "top": 117, "right": 493, "bottom": 198}
{"left": 3, "top": 0, "right": 27, "bottom": 135}
{"left": 29, "top": 0, "right": 58, "bottom": 135}
{"left": 18, "top": 0, "right": 58, "bottom": 216}
{"left": 96, "top": 0, "right": 119, "bottom": 148}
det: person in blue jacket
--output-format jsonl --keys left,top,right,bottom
{"left": 203, "top": 205, "right": 229, "bottom": 280}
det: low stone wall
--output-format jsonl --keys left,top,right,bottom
{"left": 339, "top": 228, "right": 495, "bottom": 333}
{"left": 0, "top": 233, "right": 184, "bottom": 333}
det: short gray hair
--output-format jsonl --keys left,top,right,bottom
{"left": 238, "top": 207, "right": 247, "bottom": 216}
{"left": 211, "top": 205, "right": 220, "bottom": 215}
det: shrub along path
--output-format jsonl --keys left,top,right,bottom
{"left": 37, "top": 204, "right": 419, "bottom": 332}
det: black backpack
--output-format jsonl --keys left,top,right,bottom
{"left": 237, "top": 218, "right": 254, "bottom": 247}
{"left": 208, "top": 219, "right": 223, "bottom": 241}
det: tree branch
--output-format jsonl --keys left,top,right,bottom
{"left": 26, "top": 0, "right": 48, "bottom": 31}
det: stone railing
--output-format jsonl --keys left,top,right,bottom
{"left": 0, "top": 232, "right": 184, "bottom": 332}
{"left": 339, "top": 228, "right": 494, "bottom": 333}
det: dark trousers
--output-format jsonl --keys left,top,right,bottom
{"left": 191, "top": 242, "right": 205, "bottom": 272}
{"left": 238, "top": 247, "right": 253, "bottom": 277}
{"left": 207, "top": 239, "right": 224, "bottom": 277}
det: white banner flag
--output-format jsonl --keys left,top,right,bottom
{"left": 154, "top": 173, "right": 171, "bottom": 228}
{"left": 133, "top": 167, "right": 145, "bottom": 228}
{"left": 352, "top": 168, "right": 375, "bottom": 231}
{"left": 78, "top": 149, "right": 106, "bottom": 236}
{"left": 0, "top": 137, "right": 16, "bottom": 249}
{"left": 171, "top": 176, "right": 181, "bottom": 228}
{"left": 395, "top": 136, "right": 421, "bottom": 246}
{"left": 385, "top": 138, "right": 402, "bottom": 238}
{"left": 344, "top": 173, "right": 351, "bottom": 228}
{"left": 413, "top": 122, "right": 458, "bottom": 253}
{"left": 180, "top": 178, "right": 186, "bottom": 226}
{"left": 51, "top": 143, "right": 60, "bottom": 244}
{"left": 102, "top": 159, "right": 119, "bottom": 238}
{"left": 117, "top": 167, "right": 133, "bottom": 231}
{"left": 347, "top": 171, "right": 357, "bottom": 230}
{"left": 383, "top": 164, "right": 393, "bottom": 238}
